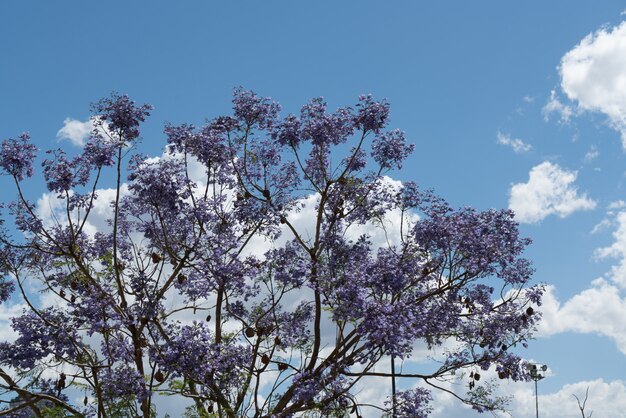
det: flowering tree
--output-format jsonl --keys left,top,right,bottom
{"left": 0, "top": 90, "right": 543, "bottom": 418}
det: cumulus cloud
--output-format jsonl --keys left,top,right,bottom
{"left": 594, "top": 211, "right": 626, "bottom": 288}
{"left": 507, "top": 378, "right": 626, "bottom": 418}
{"left": 56, "top": 116, "right": 116, "bottom": 147}
{"left": 509, "top": 161, "right": 596, "bottom": 224}
{"left": 496, "top": 131, "right": 532, "bottom": 153}
{"left": 537, "top": 282, "right": 626, "bottom": 354}
{"left": 559, "top": 21, "right": 626, "bottom": 147}
{"left": 56, "top": 118, "right": 95, "bottom": 146}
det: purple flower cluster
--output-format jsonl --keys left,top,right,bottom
{"left": 0, "top": 133, "right": 37, "bottom": 181}
{"left": 387, "top": 388, "right": 433, "bottom": 418}
{"left": 0, "top": 279, "right": 14, "bottom": 303}
{"left": 91, "top": 93, "right": 152, "bottom": 142}
{"left": 372, "top": 129, "right": 415, "bottom": 169}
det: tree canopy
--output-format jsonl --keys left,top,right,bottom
{"left": 0, "top": 90, "right": 543, "bottom": 417}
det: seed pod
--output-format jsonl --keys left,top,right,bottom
{"left": 278, "top": 362, "right": 288, "bottom": 371}
{"left": 500, "top": 343, "right": 507, "bottom": 351}
{"left": 177, "top": 274, "right": 187, "bottom": 284}
{"left": 71, "top": 294, "right": 76, "bottom": 303}
{"left": 245, "top": 327, "right": 255, "bottom": 338}
{"left": 83, "top": 396, "right": 88, "bottom": 406}
{"left": 151, "top": 253, "right": 162, "bottom": 263}
{"left": 526, "top": 307, "right": 534, "bottom": 316}
{"left": 70, "top": 281, "right": 78, "bottom": 291}
{"left": 262, "top": 189, "right": 271, "bottom": 199}
{"left": 274, "top": 336, "right": 282, "bottom": 346}
{"left": 280, "top": 216, "right": 287, "bottom": 224}
{"left": 261, "top": 354, "right": 270, "bottom": 365}
{"left": 154, "top": 370, "right": 165, "bottom": 383}
{"left": 474, "top": 373, "right": 480, "bottom": 381}
{"left": 498, "top": 371, "right": 507, "bottom": 379}
{"left": 244, "top": 191, "right": 252, "bottom": 199}
{"left": 59, "top": 289, "right": 66, "bottom": 298}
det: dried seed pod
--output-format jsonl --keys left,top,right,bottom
{"left": 278, "top": 362, "right": 288, "bottom": 371}
{"left": 274, "top": 336, "right": 282, "bottom": 346}
{"left": 151, "top": 253, "right": 162, "bottom": 263}
{"left": 70, "top": 281, "right": 78, "bottom": 291}
{"left": 261, "top": 354, "right": 270, "bottom": 365}
{"left": 70, "top": 294, "right": 76, "bottom": 303}
{"left": 526, "top": 307, "right": 534, "bottom": 316}
{"left": 206, "top": 314, "right": 212, "bottom": 322}
{"left": 473, "top": 372, "right": 480, "bottom": 381}
{"left": 177, "top": 273, "right": 187, "bottom": 284}
{"left": 498, "top": 371, "right": 507, "bottom": 379}
{"left": 262, "top": 189, "right": 271, "bottom": 199}
{"left": 154, "top": 370, "right": 165, "bottom": 383}
{"left": 83, "top": 396, "right": 88, "bottom": 406}
{"left": 245, "top": 327, "right": 255, "bottom": 338}
{"left": 59, "top": 289, "right": 66, "bottom": 298}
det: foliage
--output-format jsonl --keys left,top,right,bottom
{"left": 0, "top": 90, "right": 543, "bottom": 417}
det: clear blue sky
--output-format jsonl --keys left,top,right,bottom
{"left": 3, "top": 1, "right": 626, "bottom": 416}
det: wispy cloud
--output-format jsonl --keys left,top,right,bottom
{"left": 542, "top": 90, "right": 574, "bottom": 123}
{"left": 496, "top": 131, "right": 532, "bottom": 153}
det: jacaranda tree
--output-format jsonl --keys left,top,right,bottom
{"left": 0, "top": 90, "right": 543, "bottom": 418}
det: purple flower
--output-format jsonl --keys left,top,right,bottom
{"left": 371, "top": 128, "right": 415, "bottom": 169}
{"left": 91, "top": 93, "right": 152, "bottom": 142}
{"left": 0, "top": 133, "right": 37, "bottom": 181}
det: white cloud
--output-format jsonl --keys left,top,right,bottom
{"left": 56, "top": 118, "right": 94, "bottom": 146}
{"left": 584, "top": 145, "right": 599, "bottom": 162}
{"left": 608, "top": 200, "right": 626, "bottom": 212}
{"left": 559, "top": 21, "right": 626, "bottom": 148}
{"left": 509, "top": 161, "right": 596, "bottom": 224}
{"left": 507, "top": 379, "right": 626, "bottom": 418}
{"left": 542, "top": 90, "right": 574, "bottom": 123}
{"left": 537, "top": 282, "right": 626, "bottom": 354}
{"left": 594, "top": 211, "right": 626, "bottom": 288}
{"left": 496, "top": 131, "right": 532, "bottom": 153}
{"left": 591, "top": 218, "right": 612, "bottom": 234}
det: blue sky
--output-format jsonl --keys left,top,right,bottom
{"left": 3, "top": 1, "right": 626, "bottom": 416}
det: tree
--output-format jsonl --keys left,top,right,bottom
{"left": 573, "top": 387, "right": 593, "bottom": 418}
{"left": 0, "top": 89, "right": 544, "bottom": 417}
